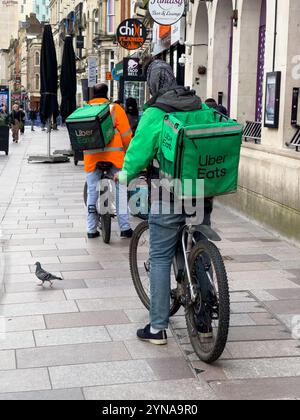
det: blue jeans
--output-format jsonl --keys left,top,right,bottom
{"left": 149, "top": 202, "right": 186, "bottom": 330}
{"left": 85, "top": 167, "right": 131, "bottom": 234}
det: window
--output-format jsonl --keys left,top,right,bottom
{"left": 35, "top": 74, "right": 40, "bottom": 91}
{"left": 107, "top": 0, "right": 115, "bottom": 34}
{"left": 35, "top": 51, "right": 40, "bottom": 66}
{"left": 93, "top": 9, "right": 99, "bottom": 35}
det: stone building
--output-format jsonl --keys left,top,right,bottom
{"left": 185, "top": 0, "right": 300, "bottom": 244}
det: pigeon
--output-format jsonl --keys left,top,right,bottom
{"left": 34, "top": 262, "right": 63, "bottom": 288}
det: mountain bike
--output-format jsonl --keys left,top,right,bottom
{"left": 84, "top": 162, "right": 115, "bottom": 244}
{"left": 129, "top": 218, "right": 230, "bottom": 364}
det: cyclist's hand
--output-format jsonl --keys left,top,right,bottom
{"left": 113, "top": 173, "right": 119, "bottom": 183}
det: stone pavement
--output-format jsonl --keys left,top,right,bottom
{"left": 0, "top": 128, "right": 299, "bottom": 400}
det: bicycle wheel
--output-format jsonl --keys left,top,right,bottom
{"left": 129, "top": 221, "right": 181, "bottom": 316}
{"left": 83, "top": 182, "right": 87, "bottom": 207}
{"left": 101, "top": 213, "right": 111, "bottom": 244}
{"left": 184, "top": 240, "right": 230, "bottom": 364}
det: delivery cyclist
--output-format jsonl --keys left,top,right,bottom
{"left": 116, "top": 60, "right": 213, "bottom": 345}
{"left": 84, "top": 83, "right": 133, "bottom": 239}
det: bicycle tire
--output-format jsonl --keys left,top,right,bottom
{"left": 185, "top": 240, "right": 230, "bottom": 364}
{"left": 129, "top": 221, "right": 181, "bottom": 316}
{"left": 101, "top": 213, "right": 111, "bottom": 244}
{"left": 83, "top": 182, "right": 87, "bottom": 207}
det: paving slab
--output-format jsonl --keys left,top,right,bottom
{"left": 0, "top": 388, "right": 84, "bottom": 400}
{"left": 49, "top": 360, "right": 157, "bottom": 389}
{"left": 0, "top": 368, "right": 51, "bottom": 394}
{"left": 17, "top": 341, "right": 131, "bottom": 368}
{"left": 83, "top": 378, "right": 216, "bottom": 400}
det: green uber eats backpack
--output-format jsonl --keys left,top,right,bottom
{"left": 66, "top": 103, "right": 115, "bottom": 153}
{"left": 159, "top": 104, "right": 243, "bottom": 199}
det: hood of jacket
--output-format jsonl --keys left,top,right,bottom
{"left": 148, "top": 86, "right": 202, "bottom": 113}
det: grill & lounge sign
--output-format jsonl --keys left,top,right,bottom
{"left": 149, "top": 0, "right": 185, "bottom": 26}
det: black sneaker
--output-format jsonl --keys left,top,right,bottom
{"left": 137, "top": 324, "right": 167, "bottom": 345}
{"left": 87, "top": 231, "right": 100, "bottom": 239}
{"left": 120, "top": 229, "right": 133, "bottom": 239}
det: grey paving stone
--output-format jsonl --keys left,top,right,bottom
{"left": 227, "top": 340, "right": 300, "bottom": 359}
{"left": 229, "top": 292, "right": 255, "bottom": 303}
{"left": 124, "top": 338, "right": 182, "bottom": 360}
{"left": 146, "top": 357, "right": 194, "bottom": 381}
{"left": 231, "top": 302, "right": 267, "bottom": 314}
{"left": 45, "top": 310, "right": 130, "bottom": 329}
{"left": 264, "top": 300, "right": 300, "bottom": 315}
{"left": 0, "top": 301, "right": 78, "bottom": 317}
{"left": 191, "top": 360, "right": 228, "bottom": 382}
{"left": 229, "top": 277, "right": 298, "bottom": 291}
{"left": 1, "top": 290, "right": 66, "bottom": 305}
{"left": 249, "top": 313, "right": 281, "bottom": 326}
{"left": 211, "top": 377, "right": 300, "bottom": 400}
{"left": 229, "top": 314, "right": 257, "bottom": 327}
{"left": 83, "top": 378, "right": 216, "bottom": 400}
{"left": 34, "top": 325, "right": 111, "bottom": 347}
{"left": 266, "top": 288, "right": 300, "bottom": 301}
{"left": 77, "top": 297, "right": 144, "bottom": 312}
{"left": 65, "top": 286, "right": 137, "bottom": 301}
{"left": 0, "top": 368, "right": 51, "bottom": 394}
{"left": 30, "top": 249, "right": 88, "bottom": 257}
{"left": 0, "top": 331, "right": 35, "bottom": 350}
{"left": 0, "top": 350, "right": 16, "bottom": 370}
{"left": 4, "top": 316, "right": 45, "bottom": 332}
{"left": 221, "top": 357, "right": 300, "bottom": 379}
{"left": 17, "top": 341, "right": 131, "bottom": 368}
{"left": 228, "top": 326, "right": 291, "bottom": 342}
{"left": 5, "top": 279, "right": 87, "bottom": 293}
{"left": 49, "top": 360, "right": 157, "bottom": 389}
{"left": 229, "top": 254, "right": 278, "bottom": 263}
{"left": 0, "top": 388, "right": 85, "bottom": 401}
{"left": 29, "top": 262, "right": 103, "bottom": 273}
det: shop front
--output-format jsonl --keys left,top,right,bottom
{"left": 151, "top": 19, "right": 186, "bottom": 86}
{"left": 113, "top": 56, "right": 146, "bottom": 111}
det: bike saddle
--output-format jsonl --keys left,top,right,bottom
{"left": 96, "top": 161, "right": 113, "bottom": 171}
{"left": 195, "top": 225, "right": 221, "bottom": 242}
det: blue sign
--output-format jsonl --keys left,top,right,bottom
{"left": 0, "top": 86, "right": 9, "bottom": 111}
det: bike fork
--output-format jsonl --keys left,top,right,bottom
{"left": 182, "top": 227, "right": 198, "bottom": 303}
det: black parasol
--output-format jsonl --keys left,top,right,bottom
{"left": 60, "top": 35, "right": 77, "bottom": 122}
{"left": 39, "top": 24, "right": 59, "bottom": 124}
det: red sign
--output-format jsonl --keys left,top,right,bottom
{"left": 106, "top": 72, "right": 113, "bottom": 81}
{"left": 117, "top": 19, "right": 147, "bottom": 50}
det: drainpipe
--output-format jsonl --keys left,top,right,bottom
{"left": 273, "top": 0, "right": 278, "bottom": 71}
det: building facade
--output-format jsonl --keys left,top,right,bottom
{"left": 185, "top": 0, "right": 300, "bottom": 244}
{"left": 19, "top": 0, "right": 49, "bottom": 22}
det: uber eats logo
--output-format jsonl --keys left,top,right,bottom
{"left": 162, "top": 132, "right": 172, "bottom": 151}
{"left": 198, "top": 154, "right": 228, "bottom": 179}
{"left": 75, "top": 129, "right": 93, "bottom": 138}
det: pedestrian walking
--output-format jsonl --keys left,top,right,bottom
{"left": 125, "top": 97, "right": 139, "bottom": 136}
{"left": 29, "top": 108, "right": 37, "bottom": 131}
{"left": 9, "top": 104, "right": 22, "bottom": 143}
{"left": 19, "top": 105, "right": 26, "bottom": 135}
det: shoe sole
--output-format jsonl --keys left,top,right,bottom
{"left": 199, "top": 333, "right": 213, "bottom": 340}
{"left": 138, "top": 337, "right": 168, "bottom": 345}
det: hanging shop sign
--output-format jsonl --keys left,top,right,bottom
{"left": 123, "top": 57, "right": 145, "bottom": 81}
{"left": 149, "top": 0, "right": 185, "bottom": 26}
{"left": 116, "top": 19, "right": 147, "bottom": 50}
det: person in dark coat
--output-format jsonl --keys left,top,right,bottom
{"left": 205, "top": 98, "right": 228, "bottom": 117}
{"left": 125, "top": 97, "right": 139, "bottom": 135}
{"left": 19, "top": 106, "right": 26, "bottom": 134}
{"left": 29, "top": 108, "right": 37, "bottom": 131}
{"left": 9, "top": 104, "right": 23, "bottom": 143}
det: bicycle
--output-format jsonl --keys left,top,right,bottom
{"left": 84, "top": 162, "right": 115, "bottom": 244}
{"left": 129, "top": 217, "right": 230, "bottom": 364}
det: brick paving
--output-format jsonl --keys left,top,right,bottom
{"left": 0, "top": 128, "right": 299, "bottom": 400}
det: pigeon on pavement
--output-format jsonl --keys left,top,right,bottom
{"left": 35, "top": 262, "right": 63, "bottom": 287}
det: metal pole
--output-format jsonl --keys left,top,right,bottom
{"left": 47, "top": 118, "right": 51, "bottom": 157}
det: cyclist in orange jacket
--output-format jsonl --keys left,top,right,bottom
{"left": 84, "top": 84, "right": 133, "bottom": 239}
